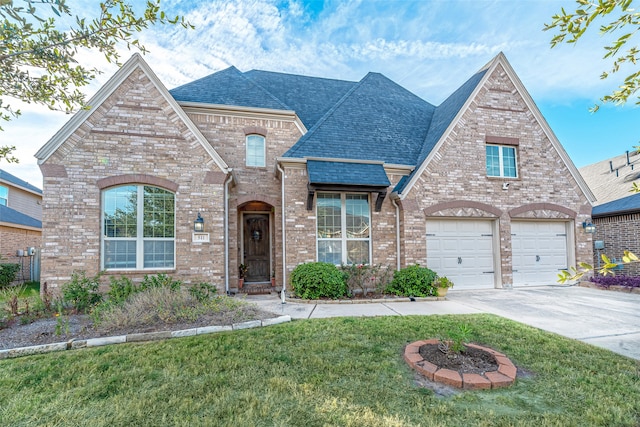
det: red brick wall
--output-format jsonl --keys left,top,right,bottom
{"left": 593, "top": 214, "right": 640, "bottom": 275}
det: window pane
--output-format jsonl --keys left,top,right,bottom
{"left": 318, "top": 240, "right": 342, "bottom": 265}
{"left": 104, "top": 240, "right": 136, "bottom": 269}
{"left": 104, "top": 186, "right": 137, "bottom": 237}
{"left": 486, "top": 145, "right": 500, "bottom": 177}
{"left": 317, "top": 193, "right": 342, "bottom": 238}
{"left": 144, "top": 240, "right": 175, "bottom": 268}
{"left": 347, "top": 241, "right": 369, "bottom": 265}
{"left": 143, "top": 186, "right": 175, "bottom": 238}
{"left": 502, "top": 146, "right": 517, "bottom": 177}
{"left": 346, "top": 194, "right": 369, "bottom": 238}
{"left": 0, "top": 185, "right": 7, "bottom": 206}
{"left": 246, "top": 135, "right": 265, "bottom": 167}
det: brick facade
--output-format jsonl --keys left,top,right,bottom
{"left": 593, "top": 214, "right": 640, "bottom": 275}
{"left": 0, "top": 225, "right": 41, "bottom": 282}
{"left": 403, "top": 65, "right": 592, "bottom": 287}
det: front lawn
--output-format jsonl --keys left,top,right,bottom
{"left": 1, "top": 314, "right": 639, "bottom": 426}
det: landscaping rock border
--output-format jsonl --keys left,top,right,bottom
{"left": 404, "top": 339, "right": 516, "bottom": 390}
{"left": 0, "top": 315, "right": 291, "bottom": 360}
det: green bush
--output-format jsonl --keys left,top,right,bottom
{"left": 61, "top": 271, "right": 104, "bottom": 312}
{"left": 188, "top": 282, "right": 218, "bottom": 302}
{"left": 0, "top": 263, "right": 20, "bottom": 287}
{"left": 385, "top": 264, "right": 437, "bottom": 297}
{"left": 290, "top": 262, "right": 347, "bottom": 299}
{"left": 340, "top": 263, "right": 393, "bottom": 296}
{"left": 140, "top": 273, "right": 181, "bottom": 292}
{"left": 107, "top": 276, "right": 138, "bottom": 305}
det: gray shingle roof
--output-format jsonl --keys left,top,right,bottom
{"left": 579, "top": 150, "right": 640, "bottom": 206}
{"left": 169, "top": 66, "right": 287, "bottom": 111}
{"left": 307, "top": 160, "right": 390, "bottom": 187}
{"left": 592, "top": 192, "right": 640, "bottom": 216}
{"left": 243, "top": 70, "right": 355, "bottom": 129}
{"left": 0, "top": 204, "right": 41, "bottom": 228}
{"left": 284, "top": 72, "right": 435, "bottom": 165}
{"left": 0, "top": 169, "right": 42, "bottom": 194}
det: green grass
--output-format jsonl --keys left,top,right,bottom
{"left": 1, "top": 314, "right": 639, "bottom": 426}
{"left": 0, "top": 281, "right": 39, "bottom": 302}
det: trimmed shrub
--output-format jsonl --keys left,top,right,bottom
{"left": 0, "top": 263, "right": 20, "bottom": 287}
{"left": 385, "top": 264, "right": 437, "bottom": 297}
{"left": 290, "top": 262, "right": 347, "bottom": 299}
{"left": 140, "top": 273, "right": 181, "bottom": 292}
{"left": 61, "top": 271, "right": 104, "bottom": 312}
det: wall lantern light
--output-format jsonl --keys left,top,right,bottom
{"left": 582, "top": 221, "right": 596, "bottom": 234}
{"left": 194, "top": 213, "right": 204, "bottom": 232}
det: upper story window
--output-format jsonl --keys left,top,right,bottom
{"left": 102, "top": 185, "right": 175, "bottom": 270}
{"left": 317, "top": 193, "right": 370, "bottom": 265}
{"left": 486, "top": 144, "right": 517, "bottom": 178}
{"left": 246, "top": 134, "right": 266, "bottom": 167}
{"left": 0, "top": 185, "right": 7, "bottom": 206}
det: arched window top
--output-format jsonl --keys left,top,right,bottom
{"left": 246, "top": 134, "right": 266, "bottom": 167}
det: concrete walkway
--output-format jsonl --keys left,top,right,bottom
{"left": 245, "top": 286, "right": 640, "bottom": 360}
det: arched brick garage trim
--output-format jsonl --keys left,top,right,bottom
{"left": 235, "top": 194, "right": 277, "bottom": 208}
{"left": 509, "top": 203, "right": 576, "bottom": 219}
{"left": 423, "top": 200, "right": 503, "bottom": 217}
{"left": 96, "top": 174, "right": 179, "bottom": 192}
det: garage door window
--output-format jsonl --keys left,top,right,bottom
{"left": 486, "top": 144, "right": 517, "bottom": 178}
{"left": 317, "top": 193, "right": 370, "bottom": 265}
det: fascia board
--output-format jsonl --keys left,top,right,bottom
{"left": 0, "top": 180, "right": 42, "bottom": 197}
{"left": 35, "top": 54, "right": 229, "bottom": 173}
{"left": 0, "top": 222, "right": 41, "bottom": 231}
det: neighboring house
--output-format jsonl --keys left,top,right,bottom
{"left": 35, "top": 53, "right": 595, "bottom": 295}
{"left": 0, "top": 169, "right": 42, "bottom": 282}
{"left": 580, "top": 151, "right": 640, "bottom": 274}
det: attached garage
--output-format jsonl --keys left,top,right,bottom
{"left": 426, "top": 219, "right": 497, "bottom": 290}
{"left": 511, "top": 221, "right": 569, "bottom": 286}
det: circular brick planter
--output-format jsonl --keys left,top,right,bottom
{"left": 404, "top": 339, "right": 516, "bottom": 390}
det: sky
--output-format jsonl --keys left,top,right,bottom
{"left": 2, "top": 0, "right": 639, "bottom": 189}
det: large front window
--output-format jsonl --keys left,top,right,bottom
{"left": 317, "top": 193, "right": 370, "bottom": 264}
{"left": 486, "top": 144, "right": 517, "bottom": 178}
{"left": 102, "top": 185, "right": 175, "bottom": 270}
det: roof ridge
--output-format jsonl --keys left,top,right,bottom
{"left": 244, "top": 69, "right": 356, "bottom": 85}
{"left": 237, "top": 69, "right": 291, "bottom": 111}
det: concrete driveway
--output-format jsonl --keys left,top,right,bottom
{"left": 247, "top": 286, "right": 640, "bottom": 360}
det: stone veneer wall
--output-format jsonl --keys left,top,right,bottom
{"left": 402, "top": 64, "right": 593, "bottom": 287}
{"left": 593, "top": 214, "right": 640, "bottom": 276}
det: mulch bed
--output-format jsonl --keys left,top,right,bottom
{"left": 419, "top": 343, "right": 498, "bottom": 375}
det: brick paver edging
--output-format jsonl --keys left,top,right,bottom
{"left": 0, "top": 315, "right": 292, "bottom": 360}
{"left": 404, "top": 339, "right": 516, "bottom": 390}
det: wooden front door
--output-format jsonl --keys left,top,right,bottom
{"left": 243, "top": 213, "right": 270, "bottom": 282}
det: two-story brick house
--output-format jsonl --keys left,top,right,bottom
{"left": 35, "top": 52, "right": 595, "bottom": 294}
{"left": 0, "top": 169, "right": 42, "bottom": 282}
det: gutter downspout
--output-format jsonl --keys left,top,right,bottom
{"left": 276, "top": 162, "right": 287, "bottom": 303}
{"left": 391, "top": 195, "right": 401, "bottom": 271}
{"left": 224, "top": 170, "right": 233, "bottom": 295}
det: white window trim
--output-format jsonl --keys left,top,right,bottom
{"left": 101, "top": 185, "right": 176, "bottom": 271}
{"left": 316, "top": 192, "right": 372, "bottom": 265}
{"left": 486, "top": 144, "right": 518, "bottom": 178}
{"left": 246, "top": 134, "right": 266, "bottom": 167}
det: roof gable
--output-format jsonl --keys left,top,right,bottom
{"left": 35, "top": 54, "right": 229, "bottom": 173}
{"left": 396, "top": 53, "right": 595, "bottom": 202}
{"left": 0, "top": 169, "right": 42, "bottom": 195}
{"left": 283, "top": 72, "right": 435, "bottom": 165}
{"left": 170, "top": 66, "right": 288, "bottom": 111}
{"left": 0, "top": 204, "right": 41, "bottom": 229}
{"left": 243, "top": 70, "right": 355, "bottom": 129}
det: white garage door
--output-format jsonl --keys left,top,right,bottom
{"left": 511, "top": 221, "right": 568, "bottom": 286}
{"left": 426, "top": 219, "right": 495, "bottom": 290}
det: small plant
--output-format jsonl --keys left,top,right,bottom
{"left": 385, "top": 264, "right": 437, "bottom": 297}
{"left": 107, "top": 276, "right": 137, "bottom": 305}
{"left": 54, "top": 301, "right": 70, "bottom": 336}
{"left": 340, "top": 264, "right": 393, "bottom": 297}
{"left": 1, "top": 284, "right": 26, "bottom": 316}
{"left": 238, "top": 264, "right": 249, "bottom": 278}
{"left": 435, "top": 276, "right": 454, "bottom": 289}
{"left": 140, "top": 273, "right": 181, "bottom": 292}
{"left": 290, "top": 262, "right": 347, "bottom": 299}
{"left": 188, "top": 282, "right": 217, "bottom": 302}
{"left": 438, "top": 323, "right": 474, "bottom": 356}
{"left": 0, "top": 263, "right": 20, "bottom": 287}
{"left": 61, "top": 271, "right": 104, "bottom": 313}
